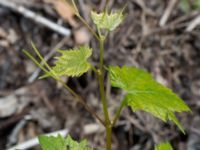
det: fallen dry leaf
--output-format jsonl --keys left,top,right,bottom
{"left": 47, "top": 0, "right": 78, "bottom": 27}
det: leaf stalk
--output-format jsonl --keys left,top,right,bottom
{"left": 71, "top": 0, "right": 100, "bottom": 40}
{"left": 112, "top": 100, "right": 126, "bottom": 127}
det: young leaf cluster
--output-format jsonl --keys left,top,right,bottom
{"left": 91, "top": 10, "right": 124, "bottom": 31}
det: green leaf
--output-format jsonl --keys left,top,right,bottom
{"left": 38, "top": 135, "right": 92, "bottom": 150}
{"left": 155, "top": 142, "right": 173, "bottom": 150}
{"left": 109, "top": 66, "right": 191, "bottom": 132}
{"left": 43, "top": 46, "right": 92, "bottom": 78}
{"left": 38, "top": 135, "right": 66, "bottom": 150}
{"left": 65, "top": 135, "right": 92, "bottom": 150}
{"left": 194, "top": 0, "right": 200, "bottom": 10}
{"left": 91, "top": 10, "right": 124, "bottom": 31}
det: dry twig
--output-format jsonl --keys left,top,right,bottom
{"left": 160, "top": 0, "right": 178, "bottom": 27}
{"left": 0, "top": 0, "right": 71, "bottom": 36}
{"left": 186, "top": 15, "right": 200, "bottom": 32}
{"left": 132, "top": 0, "right": 156, "bottom": 17}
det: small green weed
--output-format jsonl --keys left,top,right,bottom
{"left": 24, "top": 0, "right": 191, "bottom": 149}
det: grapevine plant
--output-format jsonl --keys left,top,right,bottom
{"left": 23, "top": 0, "right": 191, "bottom": 149}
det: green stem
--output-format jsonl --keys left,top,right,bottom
{"left": 98, "top": 73, "right": 110, "bottom": 125}
{"left": 23, "top": 50, "right": 49, "bottom": 74}
{"left": 91, "top": 65, "right": 98, "bottom": 74}
{"left": 105, "top": 0, "right": 110, "bottom": 11}
{"left": 106, "top": 125, "right": 112, "bottom": 150}
{"left": 112, "top": 101, "right": 126, "bottom": 127}
{"left": 98, "top": 38, "right": 111, "bottom": 150}
{"left": 99, "top": 38, "right": 105, "bottom": 71}
{"left": 31, "top": 42, "right": 53, "bottom": 73}
{"left": 71, "top": 0, "right": 79, "bottom": 14}
{"left": 98, "top": 39, "right": 110, "bottom": 124}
